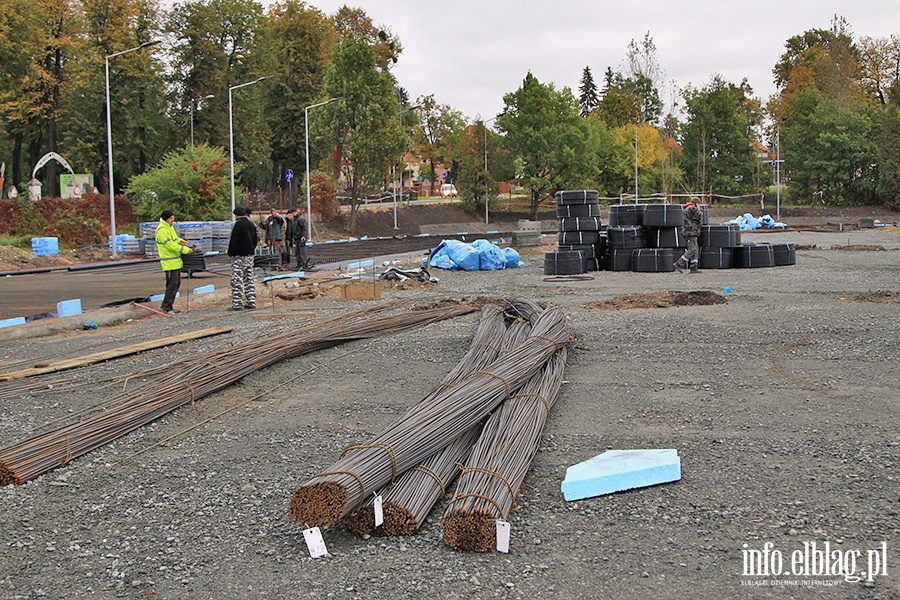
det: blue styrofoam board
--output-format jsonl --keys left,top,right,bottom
{"left": 0, "top": 317, "right": 27, "bottom": 329}
{"left": 56, "top": 299, "right": 83, "bottom": 317}
{"left": 193, "top": 285, "right": 215, "bottom": 295}
{"left": 561, "top": 449, "right": 681, "bottom": 501}
{"left": 149, "top": 292, "right": 180, "bottom": 303}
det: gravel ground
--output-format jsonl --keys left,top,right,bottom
{"left": 1, "top": 228, "right": 898, "bottom": 600}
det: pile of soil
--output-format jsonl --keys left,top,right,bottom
{"left": 582, "top": 290, "right": 728, "bottom": 310}
{"left": 841, "top": 290, "right": 900, "bottom": 303}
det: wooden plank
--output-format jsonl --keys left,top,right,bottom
{"left": 0, "top": 327, "right": 233, "bottom": 381}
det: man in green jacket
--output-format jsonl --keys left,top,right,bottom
{"left": 155, "top": 209, "right": 193, "bottom": 314}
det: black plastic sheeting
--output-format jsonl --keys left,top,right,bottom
{"left": 556, "top": 203, "right": 602, "bottom": 218}
{"left": 631, "top": 248, "right": 675, "bottom": 272}
{"left": 543, "top": 250, "right": 586, "bottom": 275}
{"left": 607, "top": 204, "right": 645, "bottom": 227}
{"left": 699, "top": 224, "right": 742, "bottom": 248}
{"left": 733, "top": 244, "right": 775, "bottom": 268}
{"left": 559, "top": 216, "right": 602, "bottom": 232}
{"left": 606, "top": 226, "right": 646, "bottom": 249}
{"left": 642, "top": 204, "right": 683, "bottom": 227}
{"left": 699, "top": 247, "right": 734, "bottom": 269}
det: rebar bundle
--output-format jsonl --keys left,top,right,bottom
{"left": 346, "top": 306, "right": 510, "bottom": 536}
{"left": 442, "top": 347, "right": 567, "bottom": 552}
{"left": 346, "top": 425, "right": 482, "bottom": 536}
{"left": 289, "top": 299, "right": 571, "bottom": 529}
{"left": 0, "top": 301, "right": 473, "bottom": 486}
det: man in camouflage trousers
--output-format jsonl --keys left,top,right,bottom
{"left": 227, "top": 206, "right": 258, "bottom": 310}
{"left": 675, "top": 199, "right": 702, "bottom": 274}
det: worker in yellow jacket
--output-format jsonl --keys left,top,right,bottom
{"left": 155, "top": 209, "right": 193, "bottom": 314}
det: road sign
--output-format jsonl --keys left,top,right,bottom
{"left": 285, "top": 169, "right": 294, "bottom": 182}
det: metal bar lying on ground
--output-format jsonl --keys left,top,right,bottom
{"left": 0, "top": 300, "right": 473, "bottom": 486}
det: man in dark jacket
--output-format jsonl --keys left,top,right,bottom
{"left": 675, "top": 199, "right": 702, "bottom": 273}
{"left": 259, "top": 209, "right": 284, "bottom": 253}
{"left": 283, "top": 208, "right": 298, "bottom": 266}
{"left": 292, "top": 209, "right": 309, "bottom": 270}
{"left": 227, "top": 206, "right": 259, "bottom": 310}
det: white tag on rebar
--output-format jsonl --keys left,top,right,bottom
{"left": 374, "top": 495, "right": 384, "bottom": 527}
{"left": 496, "top": 520, "right": 510, "bottom": 553}
{"left": 302, "top": 526, "right": 328, "bottom": 558}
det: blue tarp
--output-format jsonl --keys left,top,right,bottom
{"left": 726, "top": 213, "right": 787, "bottom": 230}
{"left": 426, "top": 239, "right": 523, "bottom": 271}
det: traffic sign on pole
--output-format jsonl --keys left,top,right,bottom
{"left": 285, "top": 169, "right": 294, "bottom": 183}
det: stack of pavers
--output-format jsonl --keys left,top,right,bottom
{"left": 544, "top": 190, "right": 603, "bottom": 275}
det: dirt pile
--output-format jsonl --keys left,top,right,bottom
{"left": 582, "top": 290, "right": 728, "bottom": 310}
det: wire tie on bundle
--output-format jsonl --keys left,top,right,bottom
{"left": 468, "top": 370, "right": 511, "bottom": 400}
{"left": 533, "top": 334, "right": 565, "bottom": 349}
{"left": 447, "top": 492, "right": 505, "bottom": 520}
{"left": 310, "top": 469, "right": 366, "bottom": 501}
{"left": 413, "top": 465, "right": 447, "bottom": 496}
{"left": 341, "top": 442, "right": 398, "bottom": 485}
{"left": 514, "top": 392, "right": 551, "bottom": 416}
{"left": 458, "top": 465, "right": 517, "bottom": 504}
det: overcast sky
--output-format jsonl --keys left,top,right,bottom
{"left": 286, "top": 0, "right": 898, "bottom": 122}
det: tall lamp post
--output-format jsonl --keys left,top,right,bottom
{"left": 775, "top": 125, "right": 783, "bottom": 222}
{"left": 229, "top": 76, "right": 273, "bottom": 220}
{"left": 105, "top": 39, "right": 160, "bottom": 257}
{"left": 191, "top": 94, "right": 214, "bottom": 146}
{"left": 483, "top": 116, "right": 499, "bottom": 225}
{"left": 304, "top": 97, "right": 341, "bottom": 243}
{"left": 393, "top": 104, "right": 421, "bottom": 229}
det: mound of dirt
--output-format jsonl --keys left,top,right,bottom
{"left": 582, "top": 290, "right": 727, "bottom": 310}
{"left": 840, "top": 290, "right": 900, "bottom": 303}
{"left": 831, "top": 244, "right": 886, "bottom": 251}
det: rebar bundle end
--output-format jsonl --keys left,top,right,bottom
{"left": 441, "top": 508, "right": 497, "bottom": 552}
{"left": 289, "top": 481, "right": 348, "bottom": 528}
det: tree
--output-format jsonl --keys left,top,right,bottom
{"left": 0, "top": 0, "right": 82, "bottom": 196}
{"left": 773, "top": 16, "right": 862, "bottom": 111}
{"left": 681, "top": 75, "right": 762, "bottom": 197}
{"left": 126, "top": 143, "right": 232, "bottom": 222}
{"left": 317, "top": 37, "right": 405, "bottom": 232}
{"left": 578, "top": 66, "right": 599, "bottom": 118}
{"left": 259, "top": 0, "right": 334, "bottom": 194}
{"left": 409, "top": 94, "right": 465, "bottom": 195}
{"left": 330, "top": 6, "right": 401, "bottom": 71}
{"left": 498, "top": 72, "right": 598, "bottom": 220}
{"left": 63, "top": 0, "right": 168, "bottom": 195}
{"left": 597, "top": 72, "right": 662, "bottom": 128}
{"left": 858, "top": 35, "right": 900, "bottom": 105}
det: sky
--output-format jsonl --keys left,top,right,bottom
{"left": 282, "top": 0, "right": 900, "bottom": 122}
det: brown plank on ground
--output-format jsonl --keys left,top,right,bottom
{"left": 0, "top": 327, "right": 233, "bottom": 381}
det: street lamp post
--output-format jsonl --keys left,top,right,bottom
{"left": 105, "top": 39, "right": 160, "bottom": 257}
{"left": 229, "top": 76, "right": 273, "bottom": 220}
{"left": 191, "top": 94, "right": 214, "bottom": 146}
{"left": 304, "top": 97, "right": 341, "bottom": 243}
{"left": 775, "top": 126, "right": 782, "bottom": 222}
{"left": 393, "top": 104, "right": 421, "bottom": 229}
{"left": 483, "top": 116, "right": 499, "bottom": 225}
